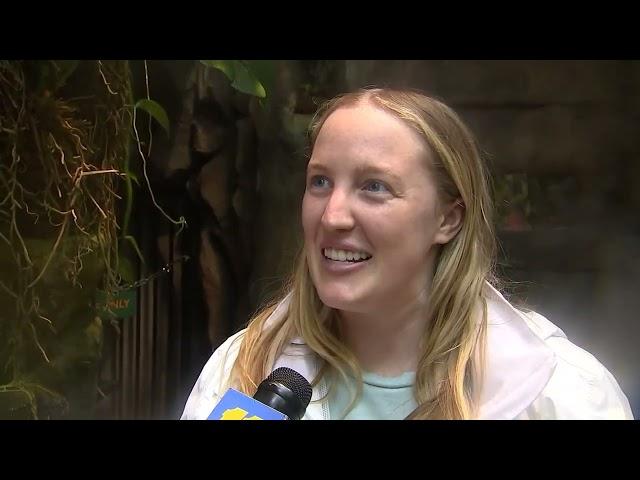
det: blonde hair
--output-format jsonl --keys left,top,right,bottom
{"left": 229, "top": 88, "right": 496, "bottom": 419}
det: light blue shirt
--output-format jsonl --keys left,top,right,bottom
{"left": 328, "top": 370, "right": 418, "bottom": 420}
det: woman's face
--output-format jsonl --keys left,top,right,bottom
{"left": 302, "top": 102, "right": 459, "bottom": 315}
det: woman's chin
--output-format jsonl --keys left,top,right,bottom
{"left": 316, "top": 287, "right": 366, "bottom": 312}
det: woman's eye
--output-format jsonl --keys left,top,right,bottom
{"left": 309, "top": 175, "right": 330, "bottom": 189}
{"left": 363, "top": 180, "right": 389, "bottom": 194}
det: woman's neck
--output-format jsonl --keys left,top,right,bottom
{"left": 338, "top": 291, "right": 431, "bottom": 377}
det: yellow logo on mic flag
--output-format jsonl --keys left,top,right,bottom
{"left": 220, "top": 407, "right": 263, "bottom": 420}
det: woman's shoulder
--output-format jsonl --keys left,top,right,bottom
{"left": 519, "top": 311, "right": 633, "bottom": 419}
{"left": 180, "top": 329, "right": 247, "bottom": 419}
{"left": 200, "top": 329, "right": 247, "bottom": 386}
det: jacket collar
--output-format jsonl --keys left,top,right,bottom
{"left": 477, "top": 283, "right": 557, "bottom": 419}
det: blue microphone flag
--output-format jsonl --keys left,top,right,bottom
{"left": 208, "top": 388, "right": 288, "bottom": 420}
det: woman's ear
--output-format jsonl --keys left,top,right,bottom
{"left": 434, "top": 199, "right": 464, "bottom": 245}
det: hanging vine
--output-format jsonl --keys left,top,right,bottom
{"left": 0, "top": 60, "right": 132, "bottom": 418}
{"left": 0, "top": 59, "right": 270, "bottom": 419}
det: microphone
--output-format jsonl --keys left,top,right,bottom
{"left": 208, "top": 367, "right": 313, "bottom": 420}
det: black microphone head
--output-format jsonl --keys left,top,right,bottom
{"left": 266, "top": 367, "right": 313, "bottom": 406}
{"left": 253, "top": 367, "right": 313, "bottom": 420}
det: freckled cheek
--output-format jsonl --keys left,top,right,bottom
{"left": 301, "top": 196, "right": 324, "bottom": 241}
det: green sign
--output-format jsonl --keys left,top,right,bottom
{"left": 96, "top": 289, "right": 137, "bottom": 318}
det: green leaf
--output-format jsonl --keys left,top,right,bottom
{"left": 200, "top": 60, "right": 235, "bottom": 81}
{"left": 245, "top": 60, "right": 276, "bottom": 99}
{"left": 230, "top": 61, "right": 266, "bottom": 98}
{"left": 135, "top": 99, "right": 170, "bottom": 137}
{"left": 200, "top": 60, "right": 267, "bottom": 98}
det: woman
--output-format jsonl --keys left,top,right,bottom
{"left": 181, "top": 88, "right": 633, "bottom": 420}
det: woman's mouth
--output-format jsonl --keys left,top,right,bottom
{"left": 322, "top": 248, "right": 372, "bottom": 263}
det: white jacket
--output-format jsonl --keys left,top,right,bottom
{"left": 181, "top": 283, "right": 633, "bottom": 420}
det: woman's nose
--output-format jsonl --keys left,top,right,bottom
{"left": 321, "top": 189, "right": 355, "bottom": 231}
